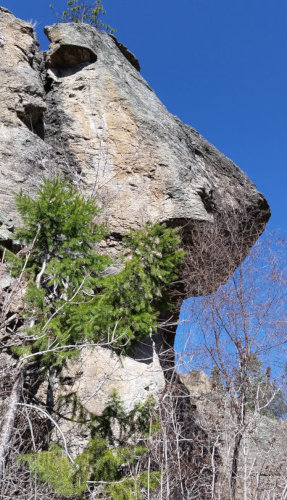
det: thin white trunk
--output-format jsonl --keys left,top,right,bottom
{"left": 35, "top": 256, "right": 47, "bottom": 289}
{"left": 0, "top": 370, "right": 22, "bottom": 480}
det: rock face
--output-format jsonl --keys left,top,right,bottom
{"left": 61, "top": 346, "right": 165, "bottom": 416}
{"left": 0, "top": 7, "right": 271, "bottom": 462}
{"left": 0, "top": 9, "right": 269, "bottom": 244}
{"left": 0, "top": 8, "right": 53, "bottom": 227}
{"left": 45, "top": 345, "right": 165, "bottom": 456}
{"left": 43, "top": 22, "right": 269, "bottom": 241}
{"left": 180, "top": 370, "right": 212, "bottom": 396}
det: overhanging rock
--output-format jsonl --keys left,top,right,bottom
{"left": 43, "top": 22, "right": 270, "bottom": 250}
{"left": 0, "top": 10, "right": 270, "bottom": 411}
{"left": 0, "top": 10, "right": 270, "bottom": 275}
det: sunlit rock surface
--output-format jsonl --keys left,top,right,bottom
{"left": 0, "top": 9, "right": 270, "bottom": 433}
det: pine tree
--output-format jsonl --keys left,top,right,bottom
{"left": 50, "top": 0, "right": 115, "bottom": 33}
{"left": 9, "top": 176, "right": 184, "bottom": 365}
{"left": 20, "top": 391, "right": 160, "bottom": 499}
{"left": 242, "top": 354, "right": 287, "bottom": 419}
{"left": 3, "top": 175, "right": 183, "bottom": 497}
{"left": 9, "top": 176, "right": 109, "bottom": 368}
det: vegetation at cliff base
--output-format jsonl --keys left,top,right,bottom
{"left": 20, "top": 391, "right": 160, "bottom": 499}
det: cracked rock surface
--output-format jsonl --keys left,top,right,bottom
{"left": 0, "top": 10, "right": 269, "bottom": 246}
{"left": 0, "top": 9, "right": 271, "bottom": 418}
{"left": 0, "top": 8, "right": 53, "bottom": 226}
{"left": 43, "top": 22, "right": 270, "bottom": 239}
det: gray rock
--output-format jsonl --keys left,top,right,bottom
{"left": 0, "top": 8, "right": 54, "bottom": 224}
{"left": 0, "top": 12, "right": 272, "bottom": 466}
{"left": 61, "top": 345, "right": 165, "bottom": 415}
{"left": 181, "top": 371, "right": 287, "bottom": 498}
{"left": 43, "top": 22, "right": 269, "bottom": 245}
{"left": 0, "top": 211, "right": 14, "bottom": 230}
{"left": 0, "top": 12, "right": 270, "bottom": 276}
{"left": 0, "top": 227, "right": 15, "bottom": 243}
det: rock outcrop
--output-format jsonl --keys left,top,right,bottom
{"left": 43, "top": 22, "right": 269, "bottom": 243}
{"left": 55, "top": 345, "right": 165, "bottom": 456}
{"left": 0, "top": 8, "right": 272, "bottom": 496}
{"left": 0, "top": 1, "right": 270, "bottom": 426}
{"left": 0, "top": 9, "right": 269, "bottom": 244}
{"left": 0, "top": 6, "right": 270, "bottom": 348}
{"left": 61, "top": 345, "right": 165, "bottom": 416}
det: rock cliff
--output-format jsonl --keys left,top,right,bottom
{"left": 181, "top": 371, "right": 287, "bottom": 499}
{"left": 0, "top": 4, "right": 270, "bottom": 346}
{"left": 0, "top": 0, "right": 270, "bottom": 419}
{"left": 0, "top": 7, "right": 269, "bottom": 243}
{"left": 0, "top": 7, "right": 271, "bottom": 497}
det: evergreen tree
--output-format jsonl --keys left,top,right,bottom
{"left": 20, "top": 391, "right": 160, "bottom": 499}
{"left": 9, "top": 176, "right": 109, "bottom": 368}
{"left": 242, "top": 354, "right": 287, "bottom": 419}
{"left": 4, "top": 175, "right": 183, "bottom": 497}
{"left": 69, "top": 221, "right": 184, "bottom": 352}
{"left": 8, "top": 176, "right": 183, "bottom": 367}
{"left": 210, "top": 365, "right": 224, "bottom": 393}
{"left": 212, "top": 353, "right": 287, "bottom": 419}
{"left": 50, "top": 0, "right": 115, "bottom": 33}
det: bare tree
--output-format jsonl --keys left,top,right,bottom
{"left": 177, "top": 228, "right": 287, "bottom": 499}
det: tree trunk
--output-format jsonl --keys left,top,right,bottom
{"left": 230, "top": 430, "right": 243, "bottom": 500}
{"left": 0, "top": 369, "right": 22, "bottom": 480}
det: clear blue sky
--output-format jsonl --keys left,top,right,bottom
{"left": 4, "top": 0, "right": 287, "bottom": 234}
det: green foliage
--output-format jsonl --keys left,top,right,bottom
{"left": 68, "top": 222, "right": 184, "bottom": 352}
{"left": 103, "top": 469, "right": 161, "bottom": 500}
{"left": 50, "top": 0, "right": 115, "bottom": 33}
{"left": 15, "top": 176, "right": 107, "bottom": 271}
{"left": 21, "top": 440, "right": 160, "bottom": 499}
{"left": 91, "top": 390, "right": 159, "bottom": 445}
{"left": 11, "top": 176, "right": 173, "bottom": 495}
{"left": 11, "top": 176, "right": 109, "bottom": 367}
{"left": 19, "top": 443, "right": 87, "bottom": 497}
{"left": 58, "top": 389, "right": 159, "bottom": 446}
{"left": 21, "top": 392, "right": 160, "bottom": 498}
{"left": 9, "top": 176, "right": 183, "bottom": 366}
